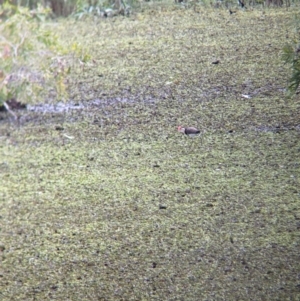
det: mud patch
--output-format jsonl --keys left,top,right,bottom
{"left": 0, "top": 94, "right": 159, "bottom": 126}
{"left": 0, "top": 99, "right": 26, "bottom": 111}
{"left": 27, "top": 101, "right": 85, "bottom": 113}
{"left": 253, "top": 124, "right": 300, "bottom": 133}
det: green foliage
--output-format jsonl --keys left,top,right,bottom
{"left": 0, "top": 2, "right": 90, "bottom": 106}
{"left": 73, "top": 0, "right": 131, "bottom": 19}
{"left": 73, "top": 2, "right": 102, "bottom": 19}
{"left": 282, "top": 44, "right": 300, "bottom": 93}
{"left": 282, "top": 15, "right": 300, "bottom": 95}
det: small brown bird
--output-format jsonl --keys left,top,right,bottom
{"left": 178, "top": 126, "right": 200, "bottom": 137}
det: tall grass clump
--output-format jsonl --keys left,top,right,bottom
{"left": 0, "top": 2, "right": 90, "bottom": 109}
{"left": 282, "top": 14, "right": 300, "bottom": 95}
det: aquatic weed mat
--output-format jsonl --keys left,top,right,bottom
{"left": 1, "top": 7, "right": 300, "bottom": 301}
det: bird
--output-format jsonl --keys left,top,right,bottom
{"left": 178, "top": 126, "right": 200, "bottom": 137}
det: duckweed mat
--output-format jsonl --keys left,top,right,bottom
{"left": 1, "top": 6, "right": 300, "bottom": 301}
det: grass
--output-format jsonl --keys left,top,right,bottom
{"left": 0, "top": 5, "right": 300, "bottom": 300}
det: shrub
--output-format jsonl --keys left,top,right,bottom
{"left": 0, "top": 2, "right": 90, "bottom": 108}
{"left": 282, "top": 14, "right": 300, "bottom": 95}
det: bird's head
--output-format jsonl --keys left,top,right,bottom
{"left": 177, "top": 126, "right": 184, "bottom": 133}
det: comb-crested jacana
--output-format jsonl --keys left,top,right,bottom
{"left": 178, "top": 126, "right": 200, "bottom": 137}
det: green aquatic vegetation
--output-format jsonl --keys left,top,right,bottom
{"left": 0, "top": 6, "right": 299, "bottom": 301}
